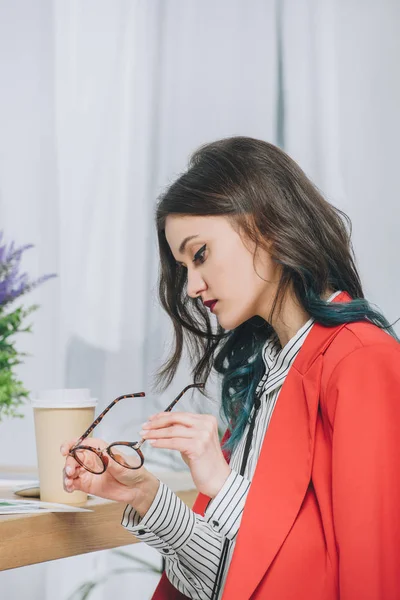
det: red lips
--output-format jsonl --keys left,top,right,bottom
{"left": 203, "top": 300, "right": 218, "bottom": 313}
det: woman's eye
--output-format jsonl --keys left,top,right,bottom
{"left": 193, "top": 244, "right": 207, "bottom": 265}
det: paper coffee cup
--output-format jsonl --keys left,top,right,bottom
{"left": 32, "top": 389, "right": 97, "bottom": 504}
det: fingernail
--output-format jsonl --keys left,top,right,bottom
{"left": 139, "top": 430, "right": 147, "bottom": 437}
{"left": 141, "top": 422, "right": 150, "bottom": 429}
{"left": 148, "top": 440, "right": 156, "bottom": 446}
{"left": 66, "top": 466, "right": 73, "bottom": 475}
{"left": 64, "top": 478, "right": 71, "bottom": 490}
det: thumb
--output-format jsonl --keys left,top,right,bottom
{"left": 181, "top": 454, "right": 190, "bottom": 466}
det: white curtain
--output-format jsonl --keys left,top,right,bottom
{"left": 281, "top": 0, "right": 400, "bottom": 322}
{"left": 0, "top": 1, "right": 278, "bottom": 598}
{"left": 0, "top": 0, "right": 399, "bottom": 598}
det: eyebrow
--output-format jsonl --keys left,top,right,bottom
{"left": 179, "top": 234, "right": 199, "bottom": 254}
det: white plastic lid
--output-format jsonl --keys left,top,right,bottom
{"left": 31, "top": 388, "right": 98, "bottom": 409}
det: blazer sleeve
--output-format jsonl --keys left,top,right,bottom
{"left": 327, "top": 342, "right": 400, "bottom": 600}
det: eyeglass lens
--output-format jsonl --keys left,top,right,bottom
{"left": 74, "top": 444, "right": 143, "bottom": 474}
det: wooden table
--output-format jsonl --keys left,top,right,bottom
{"left": 0, "top": 470, "right": 197, "bottom": 571}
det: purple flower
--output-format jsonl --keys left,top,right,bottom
{"left": 0, "top": 232, "right": 56, "bottom": 309}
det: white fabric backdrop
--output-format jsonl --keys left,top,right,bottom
{"left": 0, "top": 0, "right": 398, "bottom": 598}
{"left": 0, "top": 1, "right": 278, "bottom": 598}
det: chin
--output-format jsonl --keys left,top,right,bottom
{"left": 216, "top": 311, "right": 248, "bottom": 331}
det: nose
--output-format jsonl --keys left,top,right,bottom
{"left": 186, "top": 267, "right": 207, "bottom": 299}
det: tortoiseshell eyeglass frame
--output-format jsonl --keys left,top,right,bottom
{"left": 69, "top": 383, "right": 205, "bottom": 474}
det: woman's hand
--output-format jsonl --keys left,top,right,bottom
{"left": 140, "top": 413, "right": 230, "bottom": 498}
{"left": 60, "top": 438, "right": 159, "bottom": 515}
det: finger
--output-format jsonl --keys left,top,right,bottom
{"left": 60, "top": 438, "right": 79, "bottom": 456}
{"left": 140, "top": 425, "right": 197, "bottom": 440}
{"left": 144, "top": 412, "right": 198, "bottom": 429}
{"left": 64, "top": 473, "right": 85, "bottom": 493}
{"left": 147, "top": 438, "right": 198, "bottom": 453}
{"left": 61, "top": 438, "right": 85, "bottom": 477}
{"left": 63, "top": 460, "right": 79, "bottom": 481}
{"left": 63, "top": 471, "right": 78, "bottom": 492}
{"left": 63, "top": 466, "right": 91, "bottom": 493}
{"left": 148, "top": 412, "right": 216, "bottom": 424}
{"left": 147, "top": 411, "right": 205, "bottom": 421}
{"left": 63, "top": 457, "right": 82, "bottom": 479}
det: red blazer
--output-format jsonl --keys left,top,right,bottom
{"left": 152, "top": 292, "right": 400, "bottom": 599}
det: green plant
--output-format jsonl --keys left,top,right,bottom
{"left": 0, "top": 232, "right": 55, "bottom": 420}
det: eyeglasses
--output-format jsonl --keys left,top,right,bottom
{"left": 68, "top": 383, "right": 205, "bottom": 475}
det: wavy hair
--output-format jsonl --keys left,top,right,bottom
{"left": 155, "top": 137, "right": 398, "bottom": 450}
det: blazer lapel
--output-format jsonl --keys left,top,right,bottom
{"left": 222, "top": 298, "right": 350, "bottom": 599}
{"left": 222, "top": 356, "right": 323, "bottom": 599}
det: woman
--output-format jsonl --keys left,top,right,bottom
{"left": 62, "top": 137, "right": 400, "bottom": 600}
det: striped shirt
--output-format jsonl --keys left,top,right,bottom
{"left": 121, "top": 293, "right": 340, "bottom": 599}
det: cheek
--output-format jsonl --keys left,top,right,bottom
{"left": 215, "top": 249, "right": 255, "bottom": 287}
{"left": 216, "top": 283, "right": 258, "bottom": 329}
{"left": 211, "top": 244, "right": 278, "bottom": 305}
{"left": 215, "top": 258, "right": 278, "bottom": 327}
{"left": 230, "top": 257, "right": 264, "bottom": 294}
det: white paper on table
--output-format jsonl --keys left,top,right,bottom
{"left": 0, "top": 498, "right": 92, "bottom": 514}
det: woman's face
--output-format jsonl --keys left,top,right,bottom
{"left": 165, "top": 214, "right": 281, "bottom": 330}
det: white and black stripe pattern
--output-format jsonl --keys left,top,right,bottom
{"left": 121, "top": 292, "right": 341, "bottom": 599}
{"left": 233, "top": 318, "right": 315, "bottom": 478}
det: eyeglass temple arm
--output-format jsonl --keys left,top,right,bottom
{"left": 71, "top": 392, "right": 146, "bottom": 450}
{"left": 134, "top": 383, "right": 206, "bottom": 451}
{"left": 164, "top": 383, "right": 205, "bottom": 413}
{"left": 71, "top": 384, "right": 204, "bottom": 453}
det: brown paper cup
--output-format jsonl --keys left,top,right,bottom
{"left": 32, "top": 389, "right": 97, "bottom": 504}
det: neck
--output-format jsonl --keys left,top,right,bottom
{"left": 269, "top": 293, "right": 310, "bottom": 347}
{"left": 259, "top": 287, "right": 335, "bottom": 347}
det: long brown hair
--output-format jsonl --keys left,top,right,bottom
{"left": 155, "top": 137, "right": 395, "bottom": 444}
{"left": 157, "top": 136, "right": 362, "bottom": 375}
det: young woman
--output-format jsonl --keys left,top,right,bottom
{"left": 62, "top": 137, "right": 400, "bottom": 600}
